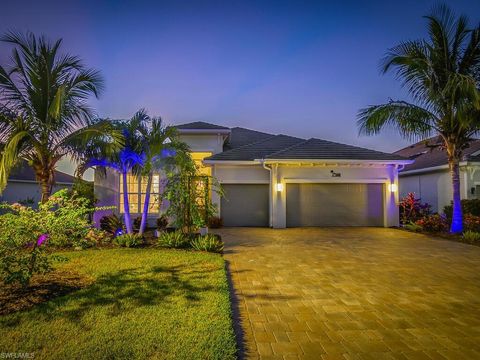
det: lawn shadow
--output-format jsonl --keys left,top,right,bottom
{"left": 224, "top": 260, "right": 247, "bottom": 360}
{"left": 30, "top": 264, "right": 219, "bottom": 323}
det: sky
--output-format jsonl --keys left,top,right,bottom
{"left": 1, "top": 0, "right": 480, "bottom": 173}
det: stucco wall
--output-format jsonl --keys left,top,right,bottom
{"left": 178, "top": 134, "right": 225, "bottom": 154}
{"left": 0, "top": 181, "right": 72, "bottom": 206}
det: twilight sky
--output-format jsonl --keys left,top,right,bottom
{"left": 1, "top": 0, "right": 480, "bottom": 156}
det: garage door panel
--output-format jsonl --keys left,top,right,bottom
{"left": 221, "top": 184, "right": 269, "bottom": 227}
{"left": 286, "top": 183, "right": 384, "bottom": 227}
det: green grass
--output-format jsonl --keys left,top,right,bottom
{"left": 0, "top": 249, "right": 237, "bottom": 360}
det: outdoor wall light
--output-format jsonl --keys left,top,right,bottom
{"left": 276, "top": 183, "right": 284, "bottom": 192}
{"left": 388, "top": 183, "right": 398, "bottom": 192}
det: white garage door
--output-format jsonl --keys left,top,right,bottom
{"left": 286, "top": 183, "right": 384, "bottom": 227}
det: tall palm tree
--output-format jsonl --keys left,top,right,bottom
{"left": 137, "top": 118, "right": 189, "bottom": 235}
{"left": 0, "top": 31, "right": 122, "bottom": 202}
{"left": 357, "top": 5, "right": 480, "bottom": 233}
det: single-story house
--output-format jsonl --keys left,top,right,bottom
{"left": 0, "top": 162, "right": 77, "bottom": 206}
{"left": 94, "top": 121, "right": 412, "bottom": 228}
{"left": 395, "top": 136, "right": 480, "bottom": 213}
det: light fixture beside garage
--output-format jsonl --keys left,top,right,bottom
{"left": 276, "top": 183, "right": 284, "bottom": 192}
{"left": 388, "top": 183, "right": 398, "bottom": 192}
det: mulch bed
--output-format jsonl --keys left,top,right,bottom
{"left": 0, "top": 269, "right": 94, "bottom": 316}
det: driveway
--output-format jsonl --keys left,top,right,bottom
{"left": 217, "top": 228, "right": 480, "bottom": 360}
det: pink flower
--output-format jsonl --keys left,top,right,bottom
{"left": 37, "top": 234, "right": 49, "bottom": 246}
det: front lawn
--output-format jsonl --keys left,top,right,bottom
{"left": 0, "top": 249, "right": 237, "bottom": 360}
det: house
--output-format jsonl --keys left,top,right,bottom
{"left": 0, "top": 162, "right": 77, "bottom": 205}
{"left": 395, "top": 137, "right": 480, "bottom": 213}
{"left": 94, "top": 121, "right": 412, "bottom": 228}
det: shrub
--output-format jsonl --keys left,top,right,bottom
{"left": 113, "top": 234, "right": 143, "bottom": 248}
{"left": 444, "top": 199, "right": 480, "bottom": 218}
{"left": 157, "top": 231, "right": 189, "bottom": 249}
{"left": 403, "top": 222, "right": 423, "bottom": 232}
{"left": 463, "top": 214, "right": 480, "bottom": 232}
{"left": 82, "top": 228, "right": 111, "bottom": 249}
{"left": 399, "top": 193, "right": 431, "bottom": 224}
{"left": 156, "top": 214, "right": 169, "bottom": 230}
{"left": 415, "top": 214, "right": 449, "bottom": 233}
{"left": 190, "top": 234, "right": 224, "bottom": 253}
{"left": 133, "top": 216, "right": 142, "bottom": 232}
{"left": 100, "top": 214, "right": 124, "bottom": 235}
{"left": 208, "top": 216, "right": 223, "bottom": 229}
{"left": 462, "top": 230, "right": 480, "bottom": 244}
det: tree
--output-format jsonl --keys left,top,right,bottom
{"left": 137, "top": 117, "right": 189, "bottom": 235}
{"left": 0, "top": 31, "right": 122, "bottom": 202}
{"left": 357, "top": 5, "right": 480, "bottom": 233}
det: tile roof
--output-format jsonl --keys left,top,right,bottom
{"left": 224, "top": 127, "right": 274, "bottom": 150}
{"left": 205, "top": 134, "right": 304, "bottom": 161}
{"left": 395, "top": 137, "right": 480, "bottom": 172}
{"left": 175, "top": 121, "right": 230, "bottom": 130}
{"left": 267, "top": 138, "right": 407, "bottom": 161}
{"left": 9, "top": 162, "right": 77, "bottom": 183}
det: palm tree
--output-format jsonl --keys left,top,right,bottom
{"left": 0, "top": 31, "right": 122, "bottom": 202}
{"left": 137, "top": 118, "right": 188, "bottom": 235}
{"left": 357, "top": 5, "right": 480, "bottom": 233}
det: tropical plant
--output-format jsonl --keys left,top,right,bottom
{"left": 415, "top": 214, "right": 449, "bottom": 233}
{"left": 157, "top": 230, "right": 189, "bottom": 249}
{"left": 444, "top": 199, "right": 480, "bottom": 218}
{"left": 190, "top": 234, "right": 224, "bottom": 253}
{"left": 112, "top": 233, "right": 143, "bottom": 248}
{"left": 357, "top": 5, "right": 480, "bottom": 233}
{"left": 399, "top": 192, "right": 431, "bottom": 224}
{"left": 463, "top": 214, "right": 480, "bottom": 232}
{"left": 462, "top": 230, "right": 480, "bottom": 244}
{"left": 156, "top": 214, "right": 169, "bottom": 230}
{"left": 99, "top": 213, "right": 124, "bottom": 235}
{"left": 0, "top": 31, "right": 122, "bottom": 203}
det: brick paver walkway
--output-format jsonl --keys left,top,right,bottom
{"left": 217, "top": 227, "right": 480, "bottom": 360}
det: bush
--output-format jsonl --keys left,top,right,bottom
{"left": 156, "top": 214, "right": 169, "bottom": 230}
{"left": 113, "top": 233, "right": 143, "bottom": 248}
{"left": 463, "top": 214, "right": 480, "bottom": 232}
{"left": 403, "top": 222, "right": 423, "bottom": 232}
{"left": 399, "top": 193, "right": 431, "bottom": 225}
{"left": 443, "top": 199, "right": 480, "bottom": 218}
{"left": 100, "top": 214, "right": 124, "bottom": 235}
{"left": 82, "top": 228, "right": 111, "bottom": 249}
{"left": 157, "top": 231, "right": 189, "bottom": 249}
{"left": 208, "top": 216, "right": 223, "bottom": 229}
{"left": 415, "top": 214, "right": 449, "bottom": 233}
{"left": 190, "top": 234, "right": 224, "bottom": 253}
{"left": 462, "top": 230, "right": 480, "bottom": 244}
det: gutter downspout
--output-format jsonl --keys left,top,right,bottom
{"left": 262, "top": 160, "right": 273, "bottom": 228}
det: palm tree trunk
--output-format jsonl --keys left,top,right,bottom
{"left": 449, "top": 158, "right": 463, "bottom": 233}
{"left": 40, "top": 178, "right": 52, "bottom": 203}
{"left": 139, "top": 172, "right": 153, "bottom": 235}
{"left": 122, "top": 171, "right": 133, "bottom": 234}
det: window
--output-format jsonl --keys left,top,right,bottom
{"left": 119, "top": 173, "right": 160, "bottom": 214}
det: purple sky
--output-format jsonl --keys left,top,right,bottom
{"left": 1, "top": 0, "right": 480, "bottom": 154}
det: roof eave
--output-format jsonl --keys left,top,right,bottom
{"left": 261, "top": 158, "right": 414, "bottom": 165}
{"left": 177, "top": 129, "right": 231, "bottom": 135}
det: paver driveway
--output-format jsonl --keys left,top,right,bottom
{"left": 217, "top": 227, "right": 480, "bottom": 360}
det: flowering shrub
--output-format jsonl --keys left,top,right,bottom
{"left": 399, "top": 193, "right": 431, "bottom": 225}
{"left": 415, "top": 214, "right": 449, "bottom": 232}
{"left": 463, "top": 214, "right": 480, "bottom": 232}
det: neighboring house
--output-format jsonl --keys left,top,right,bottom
{"left": 0, "top": 162, "right": 77, "bottom": 205}
{"left": 395, "top": 137, "right": 480, "bottom": 213}
{"left": 95, "top": 121, "right": 411, "bottom": 228}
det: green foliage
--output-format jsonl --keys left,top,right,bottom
{"left": 208, "top": 216, "right": 223, "bottom": 229}
{"left": 190, "top": 234, "right": 224, "bottom": 253}
{"left": 157, "top": 231, "right": 189, "bottom": 249}
{"left": 415, "top": 214, "right": 449, "bottom": 233}
{"left": 83, "top": 228, "right": 111, "bottom": 249}
{"left": 156, "top": 214, "right": 169, "bottom": 229}
{"left": 462, "top": 231, "right": 480, "bottom": 244}
{"left": 99, "top": 214, "right": 124, "bottom": 235}
{"left": 403, "top": 222, "right": 423, "bottom": 232}
{"left": 112, "top": 234, "right": 143, "bottom": 248}
{"left": 71, "top": 179, "right": 96, "bottom": 207}
{"left": 444, "top": 199, "right": 480, "bottom": 219}
{"left": 133, "top": 216, "right": 142, "bottom": 232}
{"left": 399, "top": 193, "right": 431, "bottom": 225}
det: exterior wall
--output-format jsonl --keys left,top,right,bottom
{"left": 399, "top": 168, "right": 472, "bottom": 213}
{"left": 177, "top": 134, "right": 225, "bottom": 154}
{"left": 0, "top": 181, "right": 72, "bottom": 206}
{"left": 211, "top": 163, "right": 399, "bottom": 229}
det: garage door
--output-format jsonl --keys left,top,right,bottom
{"left": 221, "top": 184, "right": 269, "bottom": 227}
{"left": 286, "top": 183, "right": 384, "bottom": 227}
